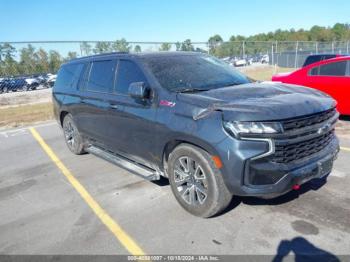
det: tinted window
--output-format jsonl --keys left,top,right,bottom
{"left": 115, "top": 60, "right": 147, "bottom": 94}
{"left": 309, "top": 66, "right": 319, "bottom": 76}
{"left": 144, "top": 55, "right": 251, "bottom": 92}
{"left": 55, "top": 63, "right": 84, "bottom": 91}
{"left": 86, "top": 60, "right": 115, "bottom": 93}
{"left": 309, "top": 61, "right": 347, "bottom": 76}
{"left": 303, "top": 55, "right": 337, "bottom": 67}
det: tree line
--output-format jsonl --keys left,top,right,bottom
{"left": 1, "top": 23, "right": 350, "bottom": 77}
{"left": 0, "top": 38, "right": 203, "bottom": 77}
{"left": 208, "top": 23, "right": 350, "bottom": 57}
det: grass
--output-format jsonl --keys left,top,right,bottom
{"left": 0, "top": 102, "right": 54, "bottom": 128}
{"left": 242, "top": 66, "right": 295, "bottom": 81}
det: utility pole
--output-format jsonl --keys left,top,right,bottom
{"left": 271, "top": 42, "right": 274, "bottom": 65}
{"left": 294, "top": 41, "right": 299, "bottom": 68}
{"left": 242, "top": 41, "right": 245, "bottom": 58}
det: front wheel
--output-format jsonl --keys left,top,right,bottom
{"left": 62, "top": 114, "right": 85, "bottom": 155}
{"left": 168, "top": 144, "right": 232, "bottom": 218}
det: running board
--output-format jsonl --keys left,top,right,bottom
{"left": 86, "top": 145, "right": 160, "bottom": 181}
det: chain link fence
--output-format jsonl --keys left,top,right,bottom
{"left": 0, "top": 40, "right": 349, "bottom": 78}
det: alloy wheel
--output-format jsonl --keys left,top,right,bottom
{"left": 174, "top": 156, "right": 208, "bottom": 206}
{"left": 63, "top": 120, "right": 77, "bottom": 150}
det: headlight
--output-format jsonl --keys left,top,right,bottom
{"left": 223, "top": 121, "right": 283, "bottom": 137}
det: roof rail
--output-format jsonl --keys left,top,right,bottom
{"left": 70, "top": 51, "right": 130, "bottom": 62}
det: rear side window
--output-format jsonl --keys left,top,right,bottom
{"left": 55, "top": 63, "right": 84, "bottom": 91}
{"left": 303, "top": 55, "right": 336, "bottom": 67}
{"left": 309, "top": 61, "right": 347, "bottom": 76}
{"left": 115, "top": 60, "right": 147, "bottom": 94}
{"left": 86, "top": 60, "right": 116, "bottom": 93}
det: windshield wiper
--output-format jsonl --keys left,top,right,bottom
{"left": 176, "top": 88, "right": 209, "bottom": 93}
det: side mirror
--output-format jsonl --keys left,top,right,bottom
{"left": 128, "top": 82, "right": 150, "bottom": 99}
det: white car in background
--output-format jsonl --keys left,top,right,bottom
{"left": 234, "top": 58, "right": 247, "bottom": 67}
{"left": 261, "top": 54, "right": 270, "bottom": 64}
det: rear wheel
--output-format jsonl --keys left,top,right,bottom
{"left": 62, "top": 114, "right": 85, "bottom": 155}
{"left": 168, "top": 144, "right": 232, "bottom": 218}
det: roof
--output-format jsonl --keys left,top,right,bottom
{"left": 66, "top": 51, "right": 202, "bottom": 64}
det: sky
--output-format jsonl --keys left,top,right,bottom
{"left": 0, "top": 0, "right": 350, "bottom": 42}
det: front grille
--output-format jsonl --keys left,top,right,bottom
{"left": 282, "top": 108, "right": 336, "bottom": 131}
{"left": 272, "top": 130, "right": 335, "bottom": 163}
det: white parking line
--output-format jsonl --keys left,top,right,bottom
{"left": 0, "top": 121, "right": 57, "bottom": 138}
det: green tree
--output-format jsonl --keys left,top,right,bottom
{"left": 34, "top": 48, "right": 49, "bottom": 73}
{"left": 0, "top": 43, "right": 16, "bottom": 62}
{"left": 80, "top": 42, "right": 92, "bottom": 56}
{"left": 48, "top": 50, "right": 62, "bottom": 73}
{"left": 134, "top": 45, "right": 142, "bottom": 52}
{"left": 208, "top": 34, "right": 223, "bottom": 53}
{"left": 159, "top": 43, "right": 172, "bottom": 51}
{"left": 180, "top": 39, "right": 194, "bottom": 51}
{"left": 0, "top": 43, "right": 18, "bottom": 76}
{"left": 112, "top": 38, "right": 131, "bottom": 52}
{"left": 175, "top": 42, "right": 181, "bottom": 51}
{"left": 67, "top": 51, "right": 78, "bottom": 60}
{"left": 332, "top": 23, "right": 348, "bottom": 40}
{"left": 93, "top": 42, "right": 112, "bottom": 54}
{"left": 19, "top": 44, "right": 36, "bottom": 74}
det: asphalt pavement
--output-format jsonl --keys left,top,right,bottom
{"left": 0, "top": 121, "right": 349, "bottom": 258}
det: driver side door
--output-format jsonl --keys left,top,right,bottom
{"left": 105, "top": 59, "right": 158, "bottom": 168}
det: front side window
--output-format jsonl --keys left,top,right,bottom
{"left": 309, "top": 61, "right": 347, "bottom": 76}
{"left": 115, "top": 60, "right": 147, "bottom": 94}
{"left": 143, "top": 54, "right": 251, "bottom": 92}
{"left": 55, "top": 63, "right": 84, "bottom": 91}
{"left": 86, "top": 60, "right": 115, "bottom": 93}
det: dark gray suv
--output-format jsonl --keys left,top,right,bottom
{"left": 53, "top": 52, "right": 339, "bottom": 217}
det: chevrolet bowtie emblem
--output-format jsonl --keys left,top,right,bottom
{"left": 317, "top": 123, "right": 331, "bottom": 134}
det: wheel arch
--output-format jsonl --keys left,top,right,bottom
{"left": 59, "top": 111, "right": 69, "bottom": 126}
{"left": 161, "top": 135, "right": 221, "bottom": 176}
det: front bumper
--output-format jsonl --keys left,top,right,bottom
{"left": 241, "top": 138, "right": 339, "bottom": 198}
{"left": 217, "top": 133, "right": 339, "bottom": 198}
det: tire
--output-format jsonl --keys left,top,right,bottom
{"left": 62, "top": 114, "right": 85, "bottom": 155}
{"left": 168, "top": 144, "right": 232, "bottom": 218}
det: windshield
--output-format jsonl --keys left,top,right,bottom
{"left": 144, "top": 54, "right": 251, "bottom": 92}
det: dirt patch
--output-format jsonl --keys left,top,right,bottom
{"left": 239, "top": 65, "right": 294, "bottom": 81}
{"left": 0, "top": 89, "right": 52, "bottom": 108}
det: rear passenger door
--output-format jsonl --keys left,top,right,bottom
{"left": 105, "top": 59, "right": 158, "bottom": 167}
{"left": 77, "top": 59, "right": 117, "bottom": 146}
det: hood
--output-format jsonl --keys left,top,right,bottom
{"left": 176, "top": 82, "right": 336, "bottom": 121}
